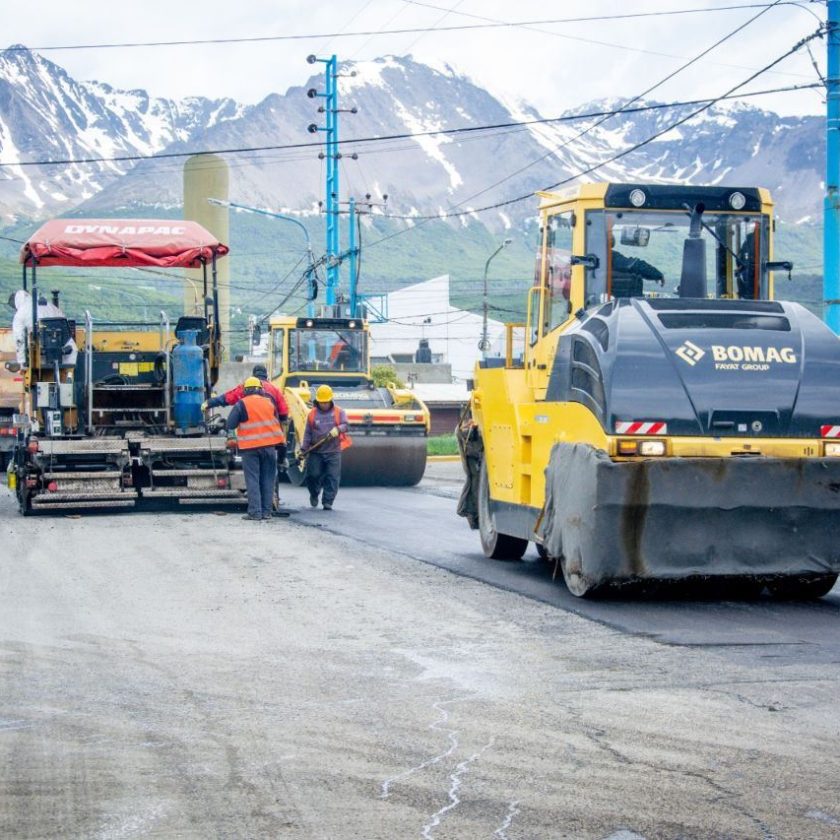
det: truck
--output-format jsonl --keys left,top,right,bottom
{"left": 458, "top": 182, "right": 840, "bottom": 599}
{"left": 9, "top": 218, "right": 246, "bottom": 514}
{"left": 0, "top": 327, "right": 22, "bottom": 471}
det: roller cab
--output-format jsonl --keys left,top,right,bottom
{"left": 459, "top": 183, "right": 840, "bottom": 598}
{"left": 268, "top": 315, "right": 430, "bottom": 486}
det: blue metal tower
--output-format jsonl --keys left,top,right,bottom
{"left": 307, "top": 54, "right": 365, "bottom": 318}
{"left": 307, "top": 54, "right": 340, "bottom": 306}
{"left": 825, "top": 2, "right": 840, "bottom": 333}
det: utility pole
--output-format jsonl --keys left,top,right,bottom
{"left": 307, "top": 54, "right": 359, "bottom": 313}
{"left": 307, "top": 55, "right": 339, "bottom": 306}
{"left": 208, "top": 198, "right": 321, "bottom": 318}
{"left": 825, "top": 1, "right": 840, "bottom": 333}
{"left": 348, "top": 196, "right": 358, "bottom": 318}
{"left": 345, "top": 194, "right": 386, "bottom": 321}
{"left": 480, "top": 238, "right": 512, "bottom": 358}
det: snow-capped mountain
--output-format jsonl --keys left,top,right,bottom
{"left": 0, "top": 45, "right": 824, "bottom": 226}
{"left": 0, "top": 44, "right": 246, "bottom": 219}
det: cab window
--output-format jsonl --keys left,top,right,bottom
{"left": 540, "top": 212, "right": 573, "bottom": 334}
{"left": 270, "top": 329, "right": 284, "bottom": 377}
{"left": 585, "top": 209, "right": 771, "bottom": 303}
{"left": 289, "top": 328, "right": 366, "bottom": 372}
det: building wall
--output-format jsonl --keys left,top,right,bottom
{"left": 394, "top": 362, "right": 452, "bottom": 384}
{"left": 370, "top": 275, "right": 505, "bottom": 382}
{"left": 428, "top": 405, "right": 463, "bottom": 436}
{"left": 215, "top": 361, "right": 253, "bottom": 397}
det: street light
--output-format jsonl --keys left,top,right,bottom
{"left": 481, "top": 238, "right": 512, "bottom": 358}
{"left": 208, "top": 197, "right": 320, "bottom": 310}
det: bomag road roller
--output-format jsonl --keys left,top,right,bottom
{"left": 267, "top": 314, "right": 430, "bottom": 486}
{"left": 458, "top": 183, "right": 840, "bottom": 599}
{"left": 8, "top": 218, "right": 246, "bottom": 514}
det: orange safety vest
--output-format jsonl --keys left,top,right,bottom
{"left": 307, "top": 405, "right": 352, "bottom": 451}
{"left": 237, "top": 394, "right": 286, "bottom": 449}
{"left": 329, "top": 341, "right": 347, "bottom": 363}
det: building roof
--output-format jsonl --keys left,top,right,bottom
{"left": 411, "top": 382, "right": 470, "bottom": 405}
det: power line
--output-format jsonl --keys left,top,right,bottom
{"left": 401, "top": 0, "right": 466, "bottom": 55}
{"left": 350, "top": 0, "right": 411, "bottom": 60}
{"left": 368, "top": 24, "right": 824, "bottom": 239}
{"left": 397, "top": 0, "right": 816, "bottom": 77}
{"left": 319, "top": 0, "right": 378, "bottom": 55}
{"left": 0, "top": 81, "right": 819, "bottom": 170}
{"left": 401, "top": 0, "right": 821, "bottom": 21}
{"left": 0, "top": 4, "right": 805, "bottom": 53}
{"left": 379, "top": 0, "right": 788, "bottom": 224}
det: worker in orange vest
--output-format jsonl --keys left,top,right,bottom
{"left": 302, "top": 384, "right": 350, "bottom": 510}
{"left": 227, "top": 377, "right": 287, "bottom": 521}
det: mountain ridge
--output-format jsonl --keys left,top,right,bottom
{"left": 0, "top": 45, "right": 826, "bottom": 228}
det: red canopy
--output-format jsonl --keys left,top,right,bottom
{"left": 20, "top": 219, "right": 229, "bottom": 268}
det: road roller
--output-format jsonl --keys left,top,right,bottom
{"left": 458, "top": 182, "right": 840, "bottom": 599}
{"left": 267, "top": 314, "right": 430, "bottom": 486}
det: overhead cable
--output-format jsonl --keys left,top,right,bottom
{"left": 0, "top": 82, "right": 819, "bottom": 169}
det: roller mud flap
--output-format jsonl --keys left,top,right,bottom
{"left": 455, "top": 408, "right": 482, "bottom": 529}
{"left": 538, "top": 443, "right": 840, "bottom": 588}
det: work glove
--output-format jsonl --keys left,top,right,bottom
{"left": 329, "top": 427, "right": 339, "bottom": 439}
{"left": 201, "top": 401, "right": 209, "bottom": 413}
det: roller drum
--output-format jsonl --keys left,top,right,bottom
{"left": 340, "top": 436, "right": 427, "bottom": 486}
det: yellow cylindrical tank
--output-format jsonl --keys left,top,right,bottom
{"left": 183, "top": 154, "right": 230, "bottom": 357}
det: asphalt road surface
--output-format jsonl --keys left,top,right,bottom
{"left": 294, "top": 462, "right": 840, "bottom": 661}
{"left": 0, "top": 465, "right": 838, "bottom": 839}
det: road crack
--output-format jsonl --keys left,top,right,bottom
{"left": 380, "top": 696, "right": 468, "bottom": 799}
{"left": 493, "top": 799, "right": 521, "bottom": 839}
{"left": 421, "top": 738, "right": 495, "bottom": 839}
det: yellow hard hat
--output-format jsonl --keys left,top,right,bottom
{"left": 244, "top": 376, "right": 262, "bottom": 390}
{"left": 315, "top": 384, "right": 333, "bottom": 402}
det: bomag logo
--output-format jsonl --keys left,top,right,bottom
{"left": 711, "top": 345, "right": 797, "bottom": 371}
{"left": 675, "top": 342, "right": 797, "bottom": 371}
{"left": 675, "top": 340, "right": 705, "bottom": 366}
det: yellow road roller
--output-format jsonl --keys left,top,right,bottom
{"left": 458, "top": 182, "right": 840, "bottom": 598}
{"left": 268, "top": 314, "right": 430, "bottom": 486}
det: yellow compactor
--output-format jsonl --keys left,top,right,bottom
{"left": 268, "top": 314, "right": 430, "bottom": 486}
{"left": 458, "top": 182, "right": 840, "bottom": 598}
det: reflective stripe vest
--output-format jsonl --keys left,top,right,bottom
{"left": 307, "top": 405, "right": 352, "bottom": 451}
{"left": 237, "top": 394, "right": 286, "bottom": 449}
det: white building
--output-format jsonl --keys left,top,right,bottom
{"left": 368, "top": 275, "right": 505, "bottom": 382}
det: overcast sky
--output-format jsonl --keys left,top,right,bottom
{"left": 2, "top": 0, "right": 829, "bottom": 118}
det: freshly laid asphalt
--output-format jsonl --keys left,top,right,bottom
{"left": 296, "top": 461, "right": 840, "bottom": 661}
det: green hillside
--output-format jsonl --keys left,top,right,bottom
{"left": 0, "top": 211, "right": 827, "bottom": 357}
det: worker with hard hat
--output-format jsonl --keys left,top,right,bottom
{"left": 301, "top": 384, "right": 350, "bottom": 510}
{"left": 226, "top": 377, "right": 287, "bottom": 521}
{"left": 203, "top": 364, "right": 290, "bottom": 496}
{"left": 202, "top": 364, "right": 288, "bottom": 421}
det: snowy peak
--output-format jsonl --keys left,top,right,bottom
{"left": 0, "top": 48, "right": 826, "bottom": 226}
{"left": 0, "top": 43, "right": 246, "bottom": 220}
